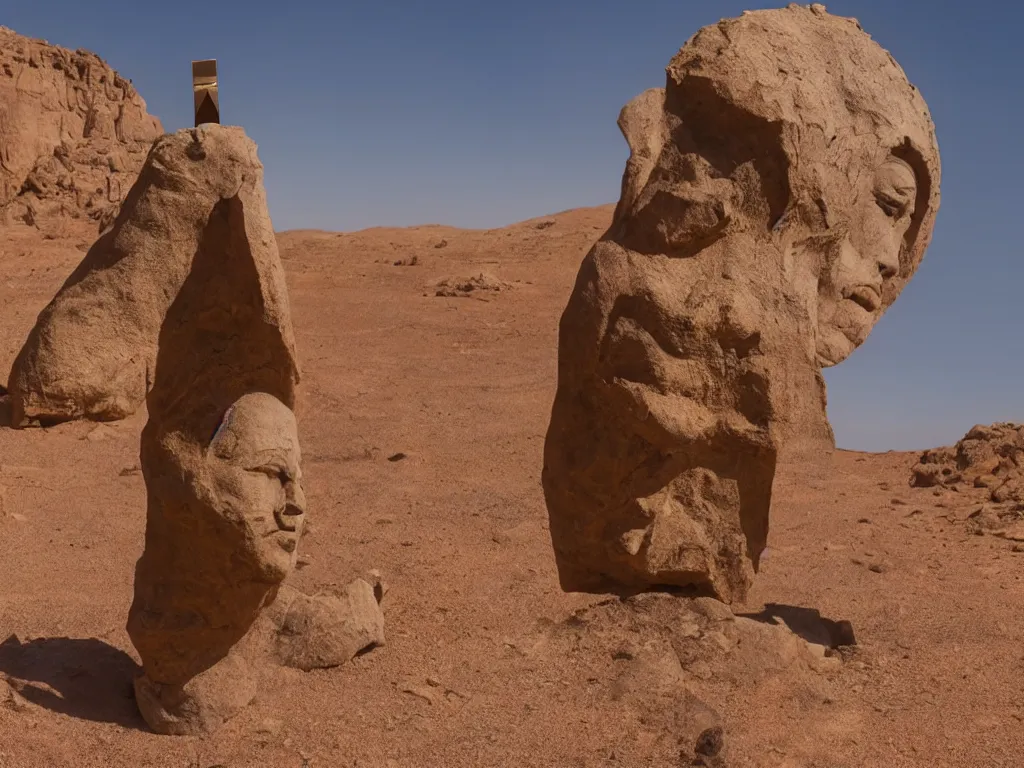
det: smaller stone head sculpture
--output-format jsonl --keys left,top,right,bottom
{"left": 207, "top": 392, "right": 306, "bottom": 582}
{"left": 542, "top": 5, "right": 941, "bottom": 602}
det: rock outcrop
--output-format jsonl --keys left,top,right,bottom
{"left": 7, "top": 126, "right": 270, "bottom": 427}
{"left": 542, "top": 5, "right": 941, "bottom": 602}
{"left": 125, "top": 125, "right": 303, "bottom": 735}
{"left": 0, "top": 27, "right": 162, "bottom": 231}
{"left": 911, "top": 423, "right": 1024, "bottom": 499}
{"left": 912, "top": 424, "right": 1024, "bottom": 542}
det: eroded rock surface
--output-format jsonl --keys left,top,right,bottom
{"left": 7, "top": 126, "right": 273, "bottom": 426}
{"left": 125, "top": 126, "right": 303, "bottom": 734}
{"left": 542, "top": 5, "right": 940, "bottom": 602}
{"left": 0, "top": 27, "right": 161, "bottom": 231}
{"left": 912, "top": 423, "right": 1024, "bottom": 500}
{"left": 912, "top": 423, "right": 1024, "bottom": 540}
{"left": 262, "top": 582, "right": 385, "bottom": 672}
{"left": 526, "top": 593, "right": 845, "bottom": 764}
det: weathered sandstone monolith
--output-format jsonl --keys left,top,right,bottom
{"left": 0, "top": 27, "right": 162, "bottom": 231}
{"left": 542, "top": 4, "right": 940, "bottom": 603}
{"left": 125, "top": 125, "right": 304, "bottom": 734}
{"left": 7, "top": 126, "right": 268, "bottom": 426}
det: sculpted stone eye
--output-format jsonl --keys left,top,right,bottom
{"left": 256, "top": 466, "right": 289, "bottom": 484}
{"left": 874, "top": 192, "right": 905, "bottom": 218}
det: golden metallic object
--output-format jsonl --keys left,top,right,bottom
{"left": 192, "top": 59, "right": 219, "bottom": 126}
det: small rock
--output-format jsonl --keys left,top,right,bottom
{"left": 869, "top": 563, "right": 886, "bottom": 574}
{"left": 256, "top": 717, "right": 283, "bottom": 737}
{"left": 270, "top": 580, "right": 385, "bottom": 671}
{"left": 695, "top": 726, "right": 724, "bottom": 757}
{"left": 84, "top": 424, "right": 118, "bottom": 442}
{"left": 690, "top": 597, "right": 734, "bottom": 622}
{"left": 998, "top": 522, "right": 1024, "bottom": 542}
{"left": 400, "top": 682, "right": 437, "bottom": 705}
{"left": 1, "top": 679, "right": 30, "bottom": 712}
{"left": 387, "top": 453, "right": 407, "bottom": 462}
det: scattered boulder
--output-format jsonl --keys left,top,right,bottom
{"left": 434, "top": 272, "right": 512, "bottom": 297}
{"left": 911, "top": 423, "right": 1024, "bottom": 503}
{"left": 0, "top": 27, "right": 162, "bottom": 231}
{"left": 7, "top": 125, "right": 280, "bottom": 427}
{"left": 912, "top": 424, "right": 1024, "bottom": 540}
{"left": 125, "top": 125, "right": 303, "bottom": 735}
{"left": 264, "top": 581, "right": 385, "bottom": 671}
{"left": 542, "top": 5, "right": 940, "bottom": 602}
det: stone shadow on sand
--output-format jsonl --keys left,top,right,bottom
{"left": 0, "top": 387, "right": 11, "bottom": 428}
{"left": 0, "top": 634, "right": 144, "bottom": 728}
{"left": 737, "top": 604, "right": 857, "bottom": 649}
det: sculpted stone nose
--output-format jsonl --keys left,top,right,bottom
{"left": 877, "top": 251, "right": 899, "bottom": 280}
{"left": 283, "top": 481, "right": 306, "bottom": 517}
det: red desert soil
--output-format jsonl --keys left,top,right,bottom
{"left": 0, "top": 208, "right": 1022, "bottom": 767}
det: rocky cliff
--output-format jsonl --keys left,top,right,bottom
{"left": 0, "top": 26, "right": 162, "bottom": 232}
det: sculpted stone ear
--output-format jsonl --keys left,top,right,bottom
{"left": 612, "top": 88, "right": 667, "bottom": 226}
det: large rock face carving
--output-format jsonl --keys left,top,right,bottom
{"left": 0, "top": 26, "right": 162, "bottom": 230}
{"left": 542, "top": 5, "right": 941, "bottom": 603}
{"left": 125, "top": 125, "right": 303, "bottom": 735}
{"left": 7, "top": 126, "right": 272, "bottom": 427}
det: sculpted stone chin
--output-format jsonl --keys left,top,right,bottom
{"left": 541, "top": 4, "right": 940, "bottom": 603}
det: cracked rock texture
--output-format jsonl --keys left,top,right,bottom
{"left": 7, "top": 125, "right": 275, "bottom": 427}
{"left": 0, "top": 26, "right": 161, "bottom": 232}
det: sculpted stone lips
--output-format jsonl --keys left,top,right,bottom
{"left": 845, "top": 284, "right": 882, "bottom": 313}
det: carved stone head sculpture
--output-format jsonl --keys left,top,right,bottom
{"left": 542, "top": 5, "right": 940, "bottom": 603}
{"left": 126, "top": 126, "right": 303, "bottom": 735}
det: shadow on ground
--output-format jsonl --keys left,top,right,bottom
{"left": 0, "top": 634, "right": 144, "bottom": 728}
{"left": 737, "top": 603, "right": 857, "bottom": 648}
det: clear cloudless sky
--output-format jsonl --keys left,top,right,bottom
{"left": 4, "top": 1, "right": 1023, "bottom": 452}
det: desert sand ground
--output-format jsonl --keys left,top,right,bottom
{"left": 1, "top": 207, "right": 1022, "bottom": 768}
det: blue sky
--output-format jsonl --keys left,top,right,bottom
{"left": 5, "top": 1, "right": 1022, "bottom": 452}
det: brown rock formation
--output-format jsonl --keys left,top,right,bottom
{"left": 7, "top": 126, "right": 272, "bottom": 427}
{"left": 0, "top": 27, "right": 162, "bottom": 231}
{"left": 542, "top": 5, "right": 941, "bottom": 603}
{"left": 262, "top": 582, "right": 386, "bottom": 672}
{"left": 125, "top": 127, "right": 303, "bottom": 734}
{"left": 912, "top": 423, "right": 1024, "bottom": 505}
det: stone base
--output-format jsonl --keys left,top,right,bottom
{"left": 134, "top": 651, "right": 256, "bottom": 736}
